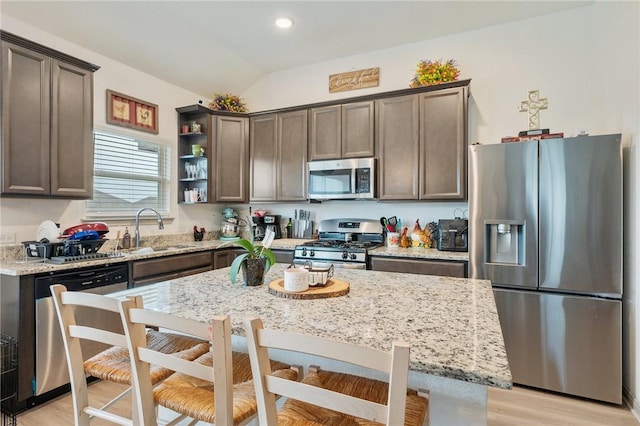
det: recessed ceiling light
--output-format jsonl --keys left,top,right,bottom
{"left": 275, "top": 17, "right": 294, "bottom": 29}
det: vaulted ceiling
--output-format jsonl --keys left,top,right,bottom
{"left": 1, "top": 1, "right": 590, "bottom": 97}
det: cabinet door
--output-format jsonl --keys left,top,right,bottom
{"left": 215, "top": 115, "right": 249, "bottom": 202}
{"left": 369, "top": 256, "right": 467, "bottom": 278}
{"left": 214, "top": 249, "right": 240, "bottom": 269}
{"left": 309, "top": 105, "right": 341, "bottom": 160}
{"left": 376, "top": 95, "right": 419, "bottom": 200}
{"left": 249, "top": 115, "right": 277, "bottom": 201}
{"left": 1, "top": 41, "right": 51, "bottom": 195}
{"left": 277, "top": 110, "right": 308, "bottom": 201}
{"left": 342, "top": 101, "right": 374, "bottom": 158}
{"left": 50, "top": 59, "right": 94, "bottom": 198}
{"left": 419, "top": 87, "right": 467, "bottom": 200}
{"left": 132, "top": 251, "right": 214, "bottom": 285}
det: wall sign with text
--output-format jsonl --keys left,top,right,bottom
{"left": 329, "top": 67, "right": 380, "bottom": 93}
{"left": 106, "top": 90, "right": 158, "bottom": 134}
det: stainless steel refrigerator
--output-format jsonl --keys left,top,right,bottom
{"left": 469, "top": 134, "right": 622, "bottom": 404}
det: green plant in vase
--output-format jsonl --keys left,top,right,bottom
{"left": 229, "top": 238, "right": 276, "bottom": 286}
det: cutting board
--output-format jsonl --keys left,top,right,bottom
{"left": 268, "top": 278, "right": 349, "bottom": 299}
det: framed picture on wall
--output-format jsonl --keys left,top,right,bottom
{"left": 106, "top": 89, "right": 159, "bottom": 134}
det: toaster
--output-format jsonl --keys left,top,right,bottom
{"left": 437, "top": 219, "right": 468, "bottom": 252}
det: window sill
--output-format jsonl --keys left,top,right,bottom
{"left": 82, "top": 216, "right": 175, "bottom": 226}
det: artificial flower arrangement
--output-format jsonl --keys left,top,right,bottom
{"left": 208, "top": 93, "right": 248, "bottom": 112}
{"left": 409, "top": 59, "right": 460, "bottom": 88}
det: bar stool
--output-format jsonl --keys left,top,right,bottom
{"left": 244, "top": 317, "right": 429, "bottom": 426}
{"left": 50, "top": 284, "right": 210, "bottom": 425}
{"left": 118, "top": 297, "right": 299, "bottom": 425}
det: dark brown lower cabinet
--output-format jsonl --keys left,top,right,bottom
{"left": 132, "top": 251, "right": 214, "bottom": 286}
{"left": 369, "top": 256, "right": 467, "bottom": 278}
{"left": 272, "top": 249, "right": 294, "bottom": 264}
{"left": 213, "top": 248, "right": 242, "bottom": 269}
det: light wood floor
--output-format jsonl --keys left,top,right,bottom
{"left": 15, "top": 380, "right": 639, "bottom": 425}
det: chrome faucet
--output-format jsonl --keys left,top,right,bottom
{"left": 135, "top": 208, "right": 164, "bottom": 247}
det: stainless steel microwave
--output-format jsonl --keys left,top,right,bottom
{"left": 307, "top": 158, "right": 376, "bottom": 200}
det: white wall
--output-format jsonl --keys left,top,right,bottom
{"left": 1, "top": 1, "right": 639, "bottom": 411}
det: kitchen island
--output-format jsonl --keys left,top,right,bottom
{"left": 109, "top": 263, "right": 511, "bottom": 426}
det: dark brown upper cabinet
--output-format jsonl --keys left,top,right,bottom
{"left": 1, "top": 31, "right": 99, "bottom": 198}
{"left": 250, "top": 110, "right": 307, "bottom": 202}
{"left": 419, "top": 86, "right": 468, "bottom": 200}
{"left": 213, "top": 114, "right": 249, "bottom": 203}
{"left": 377, "top": 83, "right": 469, "bottom": 201}
{"left": 308, "top": 101, "right": 374, "bottom": 160}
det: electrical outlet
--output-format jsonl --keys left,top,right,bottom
{"left": 0, "top": 232, "right": 16, "bottom": 244}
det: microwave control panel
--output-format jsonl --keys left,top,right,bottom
{"left": 355, "top": 168, "right": 371, "bottom": 193}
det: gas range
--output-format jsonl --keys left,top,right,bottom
{"left": 294, "top": 219, "right": 383, "bottom": 268}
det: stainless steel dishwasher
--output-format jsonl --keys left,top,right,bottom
{"left": 34, "top": 264, "right": 129, "bottom": 396}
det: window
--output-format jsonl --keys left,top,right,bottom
{"left": 87, "top": 131, "right": 171, "bottom": 216}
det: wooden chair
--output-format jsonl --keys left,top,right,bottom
{"left": 244, "top": 317, "right": 429, "bottom": 426}
{"left": 118, "top": 297, "right": 299, "bottom": 425}
{"left": 50, "top": 284, "right": 210, "bottom": 426}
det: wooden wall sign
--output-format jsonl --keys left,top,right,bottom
{"left": 329, "top": 67, "right": 380, "bottom": 93}
{"left": 106, "top": 89, "right": 159, "bottom": 134}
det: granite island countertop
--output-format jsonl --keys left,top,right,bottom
{"left": 109, "top": 263, "right": 512, "bottom": 390}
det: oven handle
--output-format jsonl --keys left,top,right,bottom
{"left": 293, "top": 260, "right": 367, "bottom": 270}
{"left": 329, "top": 262, "right": 367, "bottom": 270}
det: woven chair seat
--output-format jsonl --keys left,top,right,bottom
{"left": 84, "top": 329, "right": 210, "bottom": 384}
{"left": 277, "top": 371, "right": 428, "bottom": 426}
{"left": 153, "top": 351, "right": 298, "bottom": 424}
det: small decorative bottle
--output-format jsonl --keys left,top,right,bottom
{"left": 122, "top": 227, "right": 131, "bottom": 249}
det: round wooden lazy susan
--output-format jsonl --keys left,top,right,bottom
{"left": 268, "top": 278, "right": 350, "bottom": 299}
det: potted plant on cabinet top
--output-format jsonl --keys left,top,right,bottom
{"left": 229, "top": 239, "right": 276, "bottom": 286}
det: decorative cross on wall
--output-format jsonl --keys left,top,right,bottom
{"left": 519, "top": 90, "right": 548, "bottom": 130}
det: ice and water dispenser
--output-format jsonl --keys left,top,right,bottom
{"left": 485, "top": 221, "right": 525, "bottom": 265}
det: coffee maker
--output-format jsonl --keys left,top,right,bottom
{"left": 263, "top": 215, "right": 282, "bottom": 239}
{"left": 252, "top": 216, "right": 266, "bottom": 241}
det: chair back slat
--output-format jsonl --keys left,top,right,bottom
{"left": 128, "top": 307, "right": 210, "bottom": 340}
{"left": 137, "top": 347, "right": 213, "bottom": 382}
{"left": 259, "top": 328, "right": 391, "bottom": 372}
{"left": 68, "top": 325, "right": 127, "bottom": 348}
{"left": 61, "top": 291, "right": 119, "bottom": 312}
{"left": 265, "top": 375, "right": 388, "bottom": 421}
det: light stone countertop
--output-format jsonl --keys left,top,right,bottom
{"left": 0, "top": 238, "right": 467, "bottom": 276}
{"left": 0, "top": 238, "right": 310, "bottom": 276}
{"left": 109, "top": 263, "right": 512, "bottom": 390}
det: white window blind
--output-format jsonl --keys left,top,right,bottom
{"left": 87, "top": 131, "right": 171, "bottom": 216}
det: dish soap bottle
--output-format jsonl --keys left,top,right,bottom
{"left": 122, "top": 227, "right": 131, "bottom": 249}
